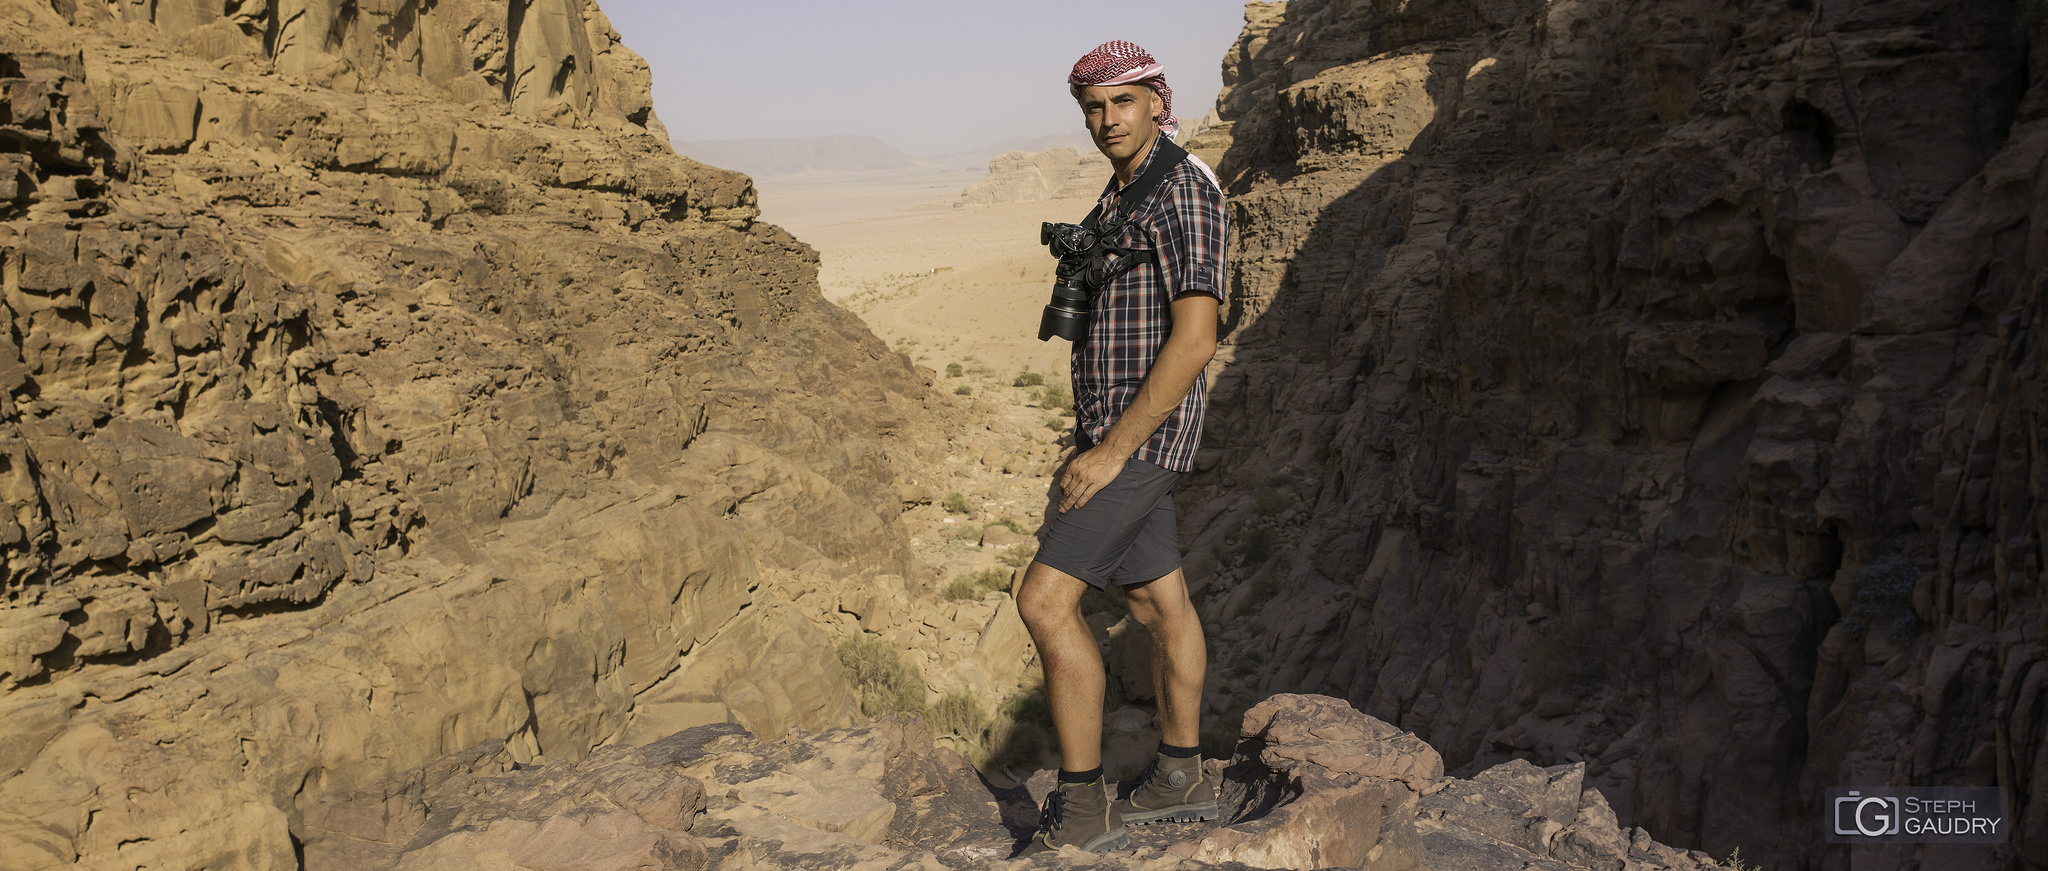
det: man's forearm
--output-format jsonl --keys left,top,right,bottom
{"left": 1094, "top": 296, "right": 1219, "bottom": 460}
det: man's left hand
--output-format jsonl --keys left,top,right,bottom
{"left": 1058, "top": 445, "right": 1129, "bottom": 512}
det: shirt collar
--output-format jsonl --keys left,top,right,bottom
{"left": 1100, "top": 133, "right": 1170, "bottom": 208}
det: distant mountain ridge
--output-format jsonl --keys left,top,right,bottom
{"left": 675, "top": 135, "right": 922, "bottom": 177}
{"left": 679, "top": 131, "right": 1098, "bottom": 178}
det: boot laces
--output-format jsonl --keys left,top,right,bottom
{"left": 1035, "top": 787, "right": 1065, "bottom": 834}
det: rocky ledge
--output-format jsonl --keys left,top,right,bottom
{"left": 300, "top": 693, "right": 1724, "bottom": 871}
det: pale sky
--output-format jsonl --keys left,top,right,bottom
{"left": 596, "top": 1, "right": 1254, "bottom": 156}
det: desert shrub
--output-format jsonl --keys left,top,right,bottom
{"left": 1037, "top": 384, "right": 1073, "bottom": 413}
{"left": 998, "top": 543, "right": 1037, "bottom": 568}
{"left": 943, "top": 524, "right": 981, "bottom": 541}
{"left": 927, "top": 691, "right": 989, "bottom": 740}
{"left": 1013, "top": 369, "right": 1045, "bottom": 387}
{"left": 986, "top": 516, "right": 1032, "bottom": 535}
{"left": 836, "top": 635, "right": 925, "bottom": 718}
{"left": 943, "top": 492, "right": 971, "bottom": 514}
{"left": 1241, "top": 527, "right": 1273, "bottom": 564}
{"left": 1002, "top": 686, "right": 1052, "bottom": 727}
{"left": 1045, "top": 416, "right": 1066, "bottom": 431}
{"left": 965, "top": 684, "right": 1057, "bottom": 772}
{"left": 954, "top": 385, "right": 972, "bottom": 396}
{"left": 1253, "top": 488, "right": 1289, "bottom": 516}
{"left": 942, "top": 567, "right": 1010, "bottom": 601}
{"left": 945, "top": 362, "right": 964, "bottom": 377}
{"left": 1720, "top": 848, "right": 1757, "bottom": 871}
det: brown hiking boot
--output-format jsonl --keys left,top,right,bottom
{"left": 1016, "top": 776, "right": 1130, "bottom": 856}
{"left": 1113, "top": 753, "right": 1218, "bottom": 825}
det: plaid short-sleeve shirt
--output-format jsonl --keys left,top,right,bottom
{"left": 1070, "top": 139, "right": 1227, "bottom": 472}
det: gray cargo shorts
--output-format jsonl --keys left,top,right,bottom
{"left": 1034, "top": 434, "right": 1183, "bottom": 589}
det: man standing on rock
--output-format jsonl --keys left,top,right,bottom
{"left": 1014, "top": 40, "right": 1226, "bottom": 856}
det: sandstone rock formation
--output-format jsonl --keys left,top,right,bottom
{"left": 0, "top": 1, "right": 934, "bottom": 867}
{"left": 955, "top": 147, "right": 1109, "bottom": 208}
{"left": 299, "top": 692, "right": 1719, "bottom": 870}
{"left": 1178, "top": 0, "right": 2045, "bottom": 868}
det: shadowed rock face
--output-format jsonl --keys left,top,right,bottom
{"left": 0, "top": 1, "right": 929, "bottom": 867}
{"left": 299, "top": 693, "right": 1721, "bottom": 870}
{"left": 1175, "top": 0, "right": 2043, "bottom": 868}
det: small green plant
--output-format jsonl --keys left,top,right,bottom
{"left": 998, "top": 543, "right": 1038, "bottom": 568}
{"left": 1002, "top": 686, "right": 1052, "bottom": 727}
{"left": 1241, "top": 527, "right": 1273, "bottom": 564}
{"left": 1013, "top": 369, "right": 1045, "bottom": 387}
{"left": 985, "top": 516, "right": 1032, "bottom": 535}
{"left": 943, "top": 524, "right": 981, "bottom": 541}
{"left": 942, "top": 567, "right": 1011, "bottom": 601}
{"left": 979, "top": 686, "right": 1054, "bottom": 772}
{"left": 1720, "top": 847, "right": 1757, "bottom": 871}
{"left": 1253, "top": 488, "right": 1289, "bottom": 516}
{"left": 945, "top": 362, "right": 964, "bottom": 377}
{"left": 1045, "top": 416, "right": 1067, "bottom": 431}
{"left": 927, "top": 691, "right": 989, "bottom": 740}
{"left": 836, "top": 634, "right": 925, "bottom": 718}
{"left": 943, "top": 492, "right": 971, "bottom": 514}
{"left": 954, "top": 385, "right": 972, "bottom": 396}
{"left": 1037, "top": 384, "right": 1074, "bottom": 413}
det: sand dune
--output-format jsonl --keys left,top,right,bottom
{"left": 758, "top": 168, "right": 1108, "bottom": 380}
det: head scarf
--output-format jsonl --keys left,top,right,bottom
{"left": 1068, "top": 40, "right": 1177, "bottom": 137}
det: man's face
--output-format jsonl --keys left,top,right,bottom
{"left": 1076, "top": 84, "right": 1162, "bottom": 163}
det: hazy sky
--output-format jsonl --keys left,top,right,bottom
{"left": 596, "top": 1, "right": 1253, "bottom": 156}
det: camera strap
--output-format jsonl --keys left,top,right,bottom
{"left": 1077, "top": 134, "right": 1190, "bottom": 277}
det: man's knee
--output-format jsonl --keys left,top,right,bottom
{"left": 1125, "top": 572, "right": 1194, "bottom": 629}
{"left": 1017, "top": 561, "right": 1086, "bottom": 632}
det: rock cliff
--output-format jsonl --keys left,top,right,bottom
{"left": 955, "top": 147, "right": 1108, "bottom": 208}
{"left": 0, "top": 1, "right": 929, "bottom": 867}
{"left": 1177, "top": 0, "right": 2044, "bottom": 867}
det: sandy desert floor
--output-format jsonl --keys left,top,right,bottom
{"left": 757, "top": 169, "right": 1103, "bottom": 383}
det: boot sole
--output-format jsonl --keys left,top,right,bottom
{"left": 1119, "top": 800, "right": 1220, "bottom": 825}
{"left": 1079, "top": 828, "right": 1132, "bottom": 852}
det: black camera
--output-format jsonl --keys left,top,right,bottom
{"left": 1039, "top": 221, "right": 1110, "bottom": 342}
{"left": 1042, "top": 221, "right": 1098, "bottom": 258}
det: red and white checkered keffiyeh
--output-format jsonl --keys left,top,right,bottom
{"left": 1068, "top": 40, "right": 1177, "bottom": 136}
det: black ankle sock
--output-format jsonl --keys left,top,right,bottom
{"left": 1160, "top": 743, "right": 1200, "bottom": 759}
{"left": 1058, "top": 766, "right": 1104, "bottom": 784}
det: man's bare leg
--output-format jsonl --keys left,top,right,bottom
{"left": 1016, "top": 559, "right": 1105, "bottom": 773}
{"left": 1122, "top": 568, "right": 1206, "bottom": 747}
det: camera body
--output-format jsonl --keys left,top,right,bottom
{"left": 1042, "top": 221, "right": 1098, "bottom": 258}
{"left": 1038, "top": 220, "right": 1121, "bottom": 342}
